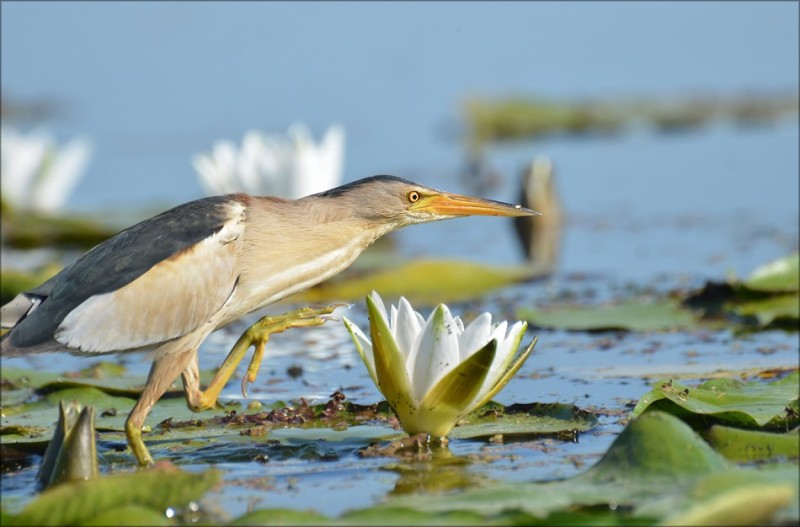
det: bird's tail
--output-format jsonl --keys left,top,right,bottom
{"left": 2, "top": 294, "right": 38, "bottom": 330}
{"left": 1, "top": 294, "right": 39, "bottom": 357}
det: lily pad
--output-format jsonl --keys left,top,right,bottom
{"left": 518, "top": 299, "right": 698, "bottom": 332}
{"left": 364, "top": 412, "right": 797, "bottom": 524}
{"left": 3, "top": 466, "right": 221, "bottom": 526}
{"left": 661, "top": 483, "right": 795, "bottom": 526}
{"left": 705, "top": 425, "right": 799, "bottom": 462}
{"left": 463, "top": 92, "right": 799, "bottom": 147}
{"left": 744, "top": 252, "right": 799, "bottom": 293}
{"left": 450, "top": 402, "right": 598, "bottom": 440}
{"left": 1, "top": 210, "right": 117, "bottom": 250}
{"left": 1, "top": 382, "right": 230, "bottom": 449}
{"left": 683, "top": 253, "right": 800, "bottom": 331}
{"left": 289, "top": 259, "right": 537, "bottom": 305}
{"left": 630, "top": 372, "right": 800, "bottom": 430}
{"left": 729, "top": 293, "right": 799, "bottom": 329}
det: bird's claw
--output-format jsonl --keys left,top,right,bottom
{"left": 237, "top": 303, "right": 347, "bottom": 400}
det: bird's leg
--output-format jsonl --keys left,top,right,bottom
{"left": 181, "top": 351, "right": 211, "bottom": 412}
{"left": 191, "top": 304, "right": 345, "bottom": 411}
{"left": 126, "top": 349, "right": 195, "bottom": 467}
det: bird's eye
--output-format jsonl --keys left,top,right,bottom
{"left": 407, "top": 191, "right": 421, "bottom": 203}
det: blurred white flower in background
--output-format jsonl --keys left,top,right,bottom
{"left": 344, "top": 291, "right": 537, "bottom": 439}
{"left": 193, "top": 123, "right": 345, "bottom": 199}
{"left": 1, "top": 127, "right": 92, "bottom": 214}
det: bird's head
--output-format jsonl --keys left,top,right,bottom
{"left": 316, "top": 175, "right": 540, "bottom": 230}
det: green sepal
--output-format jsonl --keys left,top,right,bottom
{"left": 471, "top": 335, "right": 537, "bottom": 411}
{"left": 366, "top": 294, "right": 417, "bottom": 427}
{"left": 414, "top": 339, "right": 497, "bottom": 437}
{"left": 343, "top": 317, "right": 379, "bottom": 387}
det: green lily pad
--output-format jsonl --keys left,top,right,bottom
{"left": 230, "top": 508, "right": 332, "bottom": 526}
{"left": 4, "top": 467, "right": 221, "bottom": 526}
{"left": 1, "top": 209, "right": 117, "bottom": 251}
{"left": 1, "top": 383, "right": 230, "bottom": 449}
{"left": 463, "top": 93, "right": 799, "bottom": 147}
{"left": 744, "top": 252, "right": 799, "bottom": 293}
{"left": 451, "top": 402, "right": 598, "bottom": 440}
{"left": 518, "top": 299, "right": 698, "bottom": 332}
{"left": 366, "top": 412, "right": 797, "bottom": 524}
{"left": 656, "top": 468, "right": 798, "bottom": 526}
{"left": 705, "top": 425, "right": 799, "bottom": 462}
{"left": 630, "top": 372, "right": 800, "bottom": 430}
{"left": 290, "top": 259, "right": 537, "bottom": 305}
{"left": 683, "top": 253, "right": 800, "bottom": 331}
{"left": 730, "top": 293, "right": 799, "bottom": 329}
{"left": 79, "top": 505, "right": 171, "bottom": 526}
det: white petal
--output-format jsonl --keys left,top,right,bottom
{"left": 238, "top": 131, "right": 268, "bottom": 193}
{"left": 476, "top": 321, "right": 527, "bottom": 403}
{"left": 394, "top": 297, "right": 422, "bottom": 363}
{"left": 211, "top": 141, "right": 240, "bottom": 194}
{"left": 193, "top": 154, "right": 224, "bottom": 195}
{"left": 1, "top": 129, "right": 49, "bottom": 209}
{"left": 410, "top": 304, "right": 461, "bottom": 401}
{"left": 368, "top": 291, "right": 389, "bottom": 323}
{"left": 458, "top": 312, "right": 493, "bottom": 361}
{"left": 30, "top": 137, "right": 92, "bottom": 213}
{"left": 390, "top": 304, "right": 399, "bottom": 333}
{"left": 317, "top": 124, "right": 345, "bottom": 191}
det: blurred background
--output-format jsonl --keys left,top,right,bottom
{"left": 2, "top": 3, "right": 799, "bottom": 518}
{"left": 2, "top": 1, "right": 798, "bottom": 283}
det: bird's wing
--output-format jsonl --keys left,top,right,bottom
{"left": 7, "top": 195, "right": 249, "bottom": 353}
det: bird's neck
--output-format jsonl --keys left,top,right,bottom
{"left": 222, "top": 198, "right": 395, "bottom": 323}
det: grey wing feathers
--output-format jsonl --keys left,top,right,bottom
{"left": 4, "top": 194, "right": 247, "bottom": 350}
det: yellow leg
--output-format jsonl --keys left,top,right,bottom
{"left": 126, "top": 349, "right": 195, "bottom": 467}
{"left": 184, "top": 304, "right": 345, "bottom": 412}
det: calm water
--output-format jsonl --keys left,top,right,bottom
{"left": 2, "top": 2, "right": 798, "bottom": 520}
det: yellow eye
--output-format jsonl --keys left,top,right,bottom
{"left": 407, "top": 191, "right": 421, "bottom": 203}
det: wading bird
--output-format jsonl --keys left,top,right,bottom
{"left": 1, "top": 175, "right": 538, "bottom": 466}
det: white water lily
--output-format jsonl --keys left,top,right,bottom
{"left": 0, "top": 127, "right": 92, "bottom": 214}
{"left": 192, "top": 123, "right": 345, "bottom": 199}
{"left": 343, "top": 291, "right": 537, "bottom": 438}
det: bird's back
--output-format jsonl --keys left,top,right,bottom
{"left": 1, "top": 194, "right": 247, "bottom": 355}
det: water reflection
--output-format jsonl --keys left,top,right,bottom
{"left": 513, "top": 155, "right": 565, "bottom": 276}
{"left": 379, "top": 440, "right": 488, "bottom": 497}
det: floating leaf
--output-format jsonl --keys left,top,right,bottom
{"left": 462, "top": 92, "right": 799, "bottom": 147}
{"left": 683, "top": 253, "right": 800, "bottom": 331}
{"left": 744, "top": 252, "right": 799, "bottom": 293}
{"left": 657, "top": 468, "right": 797, "bottom": 526}
{"left": 78, "top": 505, "right": 171, "bottom": 526}
{"left": 631, "top": 372, "right": 800, "bottom": 430}
{"left": 518, "top": 299, "right": 698, "bottom": 332}
{"left": 5, "top": 467, "right": 221, "bottom": 526}
{"left": 370, "top": 412, "right": 797, "bottom": 524}
{"left": 230, "top": 508, "right": 331, "bottom": 526}
{"left": 706, "top": 425, "right": 799, "bottom": 462}
{"left": 1, "top": 210, "right": 117, "bottom": 251}
{"left": 450, "top": 402, "right": 598, "bottom": 440}
{"left": 289, "top": 259, "right": 537, "bottom": 305}
{"left": 729, "top": 293, "right": 799, "bottom": 329}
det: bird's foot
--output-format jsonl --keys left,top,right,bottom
{"left": 239, "top": 303, "right": 348, "bottom": 397}
{"left": 125, "top": 417, "right": 154, "bottom": 467}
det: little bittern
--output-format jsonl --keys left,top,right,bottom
{"left": 1, "top": 175, "right": 538, "bottom": 465}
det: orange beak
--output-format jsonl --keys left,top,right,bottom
{"left": 411, "top": 192, "right": 541, "bottom": 218}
